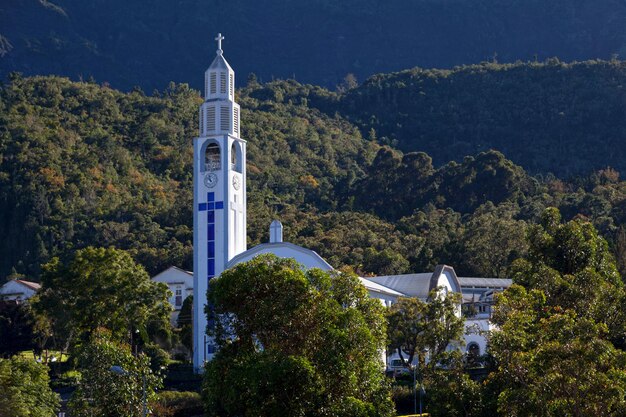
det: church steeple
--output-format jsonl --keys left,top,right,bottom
{"left": 193, "top": 33, "right": 246, "bottom": 372}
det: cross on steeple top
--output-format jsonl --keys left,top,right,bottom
{"left": 215, "top": 33, "right": 225, "bottom": 55}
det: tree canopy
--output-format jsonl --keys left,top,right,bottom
{"left": 0, "top": 356, "right": 59, "bottom": 417}
{"left": 203, "top": 254, "right": 393, "bottom": 417}
{"left": 488, "top": 208, "right": 626, "bottom": 416}
{"left": 32, "top": 246, "right": 171, "bottom": 351}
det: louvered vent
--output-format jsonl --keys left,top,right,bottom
{"left": 220, "top": 73, "right": 227, "bottom": 94}
{"left": 205, "top": 74, "right": 209, "bottom": 98}
{"left": 207, "top": 107, "right": 216, "bottom": 131}
{"left": 230, "top": 74, "right": 234, "bottom": 97}
{"left": 220, "top": 106, "right": 230, "bottom": 131}
{"left": 233, "top": 107, "right": 239, "bottom": 135}
{"left": 210, "top": 73, "right": 217, "bottom": 94}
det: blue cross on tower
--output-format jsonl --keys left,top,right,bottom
{"left": 198, "top": 192, "right": 224, "bottom": 279}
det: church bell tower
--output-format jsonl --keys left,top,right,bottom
{"left": 193, "top": 34, "right": 247, "bottom": 371}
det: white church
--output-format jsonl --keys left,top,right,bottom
{"left": 152, "top": 35, "right": 511, "bottom": 372}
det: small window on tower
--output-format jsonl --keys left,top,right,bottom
{"left": 230, "top": 73, "right": 234, "bottom": 97}
{"left": 205, "top": 142, "right": 221, "bottom": 171}
{"left": 231, "top": 141, "right": 242, "bottom": 173}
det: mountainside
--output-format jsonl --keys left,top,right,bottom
{"left": 3, "top": 0, "right": 626, "bottom": 91}
{"left": 4, "top": 75, "right": 626, "bottom": 284}
{"left": 336, "top": 60, "right": 626, "bottom": 176}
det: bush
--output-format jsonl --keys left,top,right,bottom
{"left": 143, "top": 343, "right": 170, "bottom": 375}
{"left": 153, "top": 391, "right": 203, "bottom": 417}
{"left": 391, "top": 384, "right": 415, "bottom": 415}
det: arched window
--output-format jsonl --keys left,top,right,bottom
{"left": 231, "top": 142, "right": 242, "bottom": 173}
{"left": 205, "top": 142, "right": 221, "bottom": 172}
{"left": 467, "top": 342, "right": 480, "bottom": 357}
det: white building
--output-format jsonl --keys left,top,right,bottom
{"left": 0, "top": 279, "right": 41, "bottom": 302}
{"left": 151, "top": 266, "right": 193, "bottom": 325}
{"left": 166, "top": 34, "right": 512, "bottom": 372}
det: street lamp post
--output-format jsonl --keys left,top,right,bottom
{"left": 110, "top": 365, "right": 148, "bottom": 417}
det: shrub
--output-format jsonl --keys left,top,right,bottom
{"left": 153, "top": 391, "right": 203, "bottom": 417}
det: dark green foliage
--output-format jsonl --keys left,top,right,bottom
{"left": 4, "top": 0, "right": 626, "bottom": 92}
{"left": 0, "top": 302, "right": 35, "bottom": 357}
{"left": 69, "top": 330, "right": 163, "bottom": 417}
{"left": 153, "top": 391, "right": 203, "bottom": 417}
{"left": 203, "top": 255, "right": 394, "bottom": 417}
{"left": 489, "top": 209, "right": 626, "bottom": 416}
{"left": 32, "top": 246, "right": 171, "bottom": 352}
{"left": 0, "top": 357, "right": 60, "bottom": 417}
{"left": 340, "top": 60, "right": 626, "bottom": 176}
{"left": 176, "top": 295, "right": 193, "bottom": 355}
{"left": 8, "top": 74, "right": 626, "bottom": 284}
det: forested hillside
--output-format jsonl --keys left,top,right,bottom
{"left": 3, "top": 0, "right": 626, "bottom": 91}
{"left": 337, "top": 60, "right": 626, "bottom": 176}
{"left": 4, "top": 75, "right": 626, "bottom": 284}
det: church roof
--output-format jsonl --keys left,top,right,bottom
{"left": 365, "top": 273, "right": 434, "bottom": 298}
{"left": 359, "top": 277, "right": 405, "bottom": 296}
{"left": 365, "top": 265, "right": 462, "bottom": 299}
{"left": 458, "top": 277, "right": 512, "bottom": 289}
{"left": 208, "top": 53, "right": 233, "bottom": 72}
{"left": 226, "top": 242, "right": 334, "bottom": 271}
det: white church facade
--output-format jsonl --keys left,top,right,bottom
{"left": 152, "top": 35, "right": 512, "bottom": 372}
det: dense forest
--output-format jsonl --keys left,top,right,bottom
{"left": 337, "top": 60, "right": 626, "bottom": 176}
{"left": 3, "top": 0, "right": 626, "bottom": 91}
{"left": 3, "top": 73, "right": 626, "bottom": 283}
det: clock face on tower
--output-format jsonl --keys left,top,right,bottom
{"left": 232, "top": 175, "right": 241, "bottom": 190}
{"left": 204, "top": 173, "right": 218, "bottom": 188}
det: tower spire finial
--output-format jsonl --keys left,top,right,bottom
{"left": 215, "top": 33, "right": 225, "bottom": 55}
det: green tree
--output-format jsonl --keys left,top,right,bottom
{"left": 489, "top": 285, "right": 626, "bottom": 417}
{"left": 488, "top": 208, "right": 626, "bottom": 416}
{"left": 0, "top": 356, "right": 60, "bottom": 417}
{"left": 203, "top": 254, "right": 393, "bottom": 417}
{"left": 69, "top": 330, "right": 163, "bottom": 417}
{"left": 0, "top": 302, "right": 35, "bottom": 358}
{"left": 176, "top": 295, "right": 193, "bottom": 356}
{"left": 510, "top": 207, "right": 626, "bottom": 346}
{"left": 32, "top": 247, "right": 171, "bottom": 351}
{"left": 461, "top": 202, "right": 528, "bottom": 277}
{"left": 386, "top": 291, "right": 464, "bottom": 367}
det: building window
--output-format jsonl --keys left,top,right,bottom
{"left": 175, "top": 288, "right": 183, "bottom": 308}
{"left": 467, "top": 342, "right": 480, "bottom": 357}
{"left": 231, "top": 142, "right": 242, "bottom": 173}
{"left": 205, "top": 142, "right": 221, "bottom": 171}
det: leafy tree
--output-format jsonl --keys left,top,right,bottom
{"left": 510, "top": 207, "right": 626, "bottom": 346}
{"left": 0, "top": 301, "right": 35, "bottom": 357}
{"left": 176, "top": 295, "right": 193, "bottom": 356}
{"left": 461, "top": 202, "right": 528, "bottom": 277}
{"left": 32, "top": 246, "right": 171, "bottom": 351}
{"left": 69, "top": 330, "right": 163, "bottom": 417}
{"left": 203, "top": 254, "right": 393, "bottom": 417}
{"left": 489, "top": 285, "right": 626, "bottom": 417}
{"left": 488, "top": 208, "right": 626, "bottom": 416}
{"left": 386, "top": 290, "right": 464, "bottom": 367}
{"left": 0, "top": 356, "right": 60, "bottom": 417}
